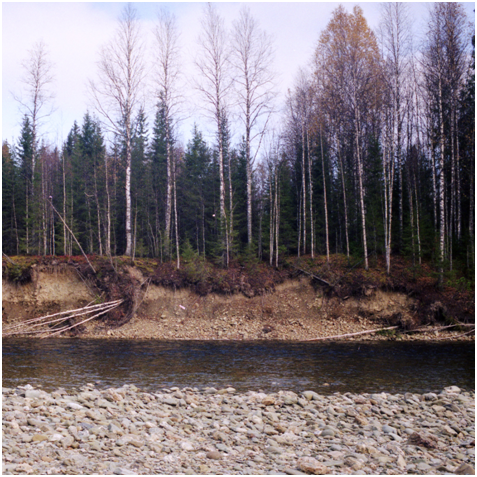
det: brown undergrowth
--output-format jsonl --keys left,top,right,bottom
{"left": 2, "top": 253, "right": 474, "bottom": 332}
{"left": 288, "top": 254, "right": 474, "bottom": 328}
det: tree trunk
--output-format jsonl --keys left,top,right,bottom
{"left": 173, "top": 156, "right": 180, "bottom": 269}
{"left": 320, "top": 126, "right": 329, "bottom": 263}
{"left": 165, "top": 131, "right": 172, "bottom": 253}
{"left": 337, "top": 138, "right": 349, "bottom": 258}
{"left": 62, "top": 154, "right": 68, "bottom": 255}
{"left": 438, "top": 64, "right": 445, "bottom": 284}
{"left": 430, "top": 135, "right": 438, "bottom": 229}
{"left": 275, "top": 170, "right": 280, "bottom": 268}
{"left": 383, "top": 123, "right": 394, "bottom": 276}
{"left": 455, "top": 109, "right": 461, "bottom": 240}
{"left": 218, "top": 118, "right": 229, "bottom": 267}
{"left": 408, "top": 175, "right": 415, "bottom": 266}
{"left": 269, "top": 170, "right": 274, "bottom": 266}
{"left": 301, "top": 123, "right": 306, "bottom": 255}
{"left": 414, "top": 178, "right": 422, "bottom": 265}
{"left": 355, "top": 107, "right": 368, "bottom": 270}
{"left": 94, "top": 167, "right": 103, "bottom": 256}
{"left": 104, "top": 155, "right": 111, "bottom": 257}
{"left": 246, "top": 126, "right": 252, "bottom": 248}
{"left": 228, "top": 143, "right": 234, "bottom": 254}
{"left": 308, "top": 134, "right": 314, "bottom": 259}
{"left": 125, "top": 129, "right": 133, "bottom": 256}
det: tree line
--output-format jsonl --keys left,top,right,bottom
{"left": 2, "top": 3, "right": 475, "bottom": 279}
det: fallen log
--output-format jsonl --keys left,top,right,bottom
{"left": 433, "top": 329, "right": 475, "bottom": 341}
{"left": 302, "top": 326, "right": 399, "bottom": 341}
{"left": 2, "top": 300, "right": 121, "bottom": 333}
{"left": 42, "top": 302, "right": 123, "bottom": 338}
{"left": 402, "top": 323, "right": 475, "bottom": 334}
{"left": 291, "top": 265, "right": 333, "bottom": 288}
{"left": 2, "top": 300, "right": 124, "bottom": 338}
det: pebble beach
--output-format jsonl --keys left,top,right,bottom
{"left": 2, "top": 384, "right": 475, "bottom": 475}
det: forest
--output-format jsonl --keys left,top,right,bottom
{"left": 2, "top": 3, "right": 475, "bottom": 284}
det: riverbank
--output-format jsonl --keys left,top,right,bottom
{"left": 2, "top": 384, "right": 474, "bottom": 475}
{"left": 2, "top": 255, "right": 474, "bottom": 341}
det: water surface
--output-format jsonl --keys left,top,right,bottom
{"left": 2, "top": 339, "right": 474, "bottom": 394}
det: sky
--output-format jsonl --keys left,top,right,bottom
{"left": 2, "top": 2, "right": 475, "bottom": 150}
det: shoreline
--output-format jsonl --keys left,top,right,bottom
{"left": 3, "top": 266, "right": 474, "bottom": 342}
{"left": 62, "top": 312, "right": 477, "bottom": 342}
{"left": 2, "top": 385, "right": 475, "bottom": 475}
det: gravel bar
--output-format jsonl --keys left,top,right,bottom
{"left": 2, "top": 384, "right": 475, "bottom": 475}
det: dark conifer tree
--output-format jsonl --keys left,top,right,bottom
{"left": 2, "top": 141, "right": 21, "bottom": 255}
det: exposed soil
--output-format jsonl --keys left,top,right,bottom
{"left": 2, "top": 255, "right": 474, "bottom": 342}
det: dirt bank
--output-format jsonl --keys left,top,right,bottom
{"left": 2, "top": 260, "right": 473, "bottom": 342}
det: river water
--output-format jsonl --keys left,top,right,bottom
{"left": 2, "top": 339, "right": 474, "bottom": 395}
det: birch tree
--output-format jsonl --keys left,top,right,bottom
{"left": 89, "top": 4, "right": 145, "bottom": 256}
{"left": 153, "top": 8, "right": 183, "bottom": 257}
{"left": 316, "top": 5, "right": 382, "bottom": 270}
{"left": 379, "top": 2, "right": 412, "bottom": 257}
{"left": 195, "top": 3, "right": 233, "bottom": 266}
{"left": 13, "top": 40, "right": 55, "bottom": 254}
{"left": 422, "top": 2, "right": 469, "bottom": 280}
{"left": 231, "top": 6, "right": 276, "bottom": 249}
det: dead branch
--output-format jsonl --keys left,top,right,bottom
{"left": 42, "top": 302, "right": 123, "bottom": 338}
{"left": 291, "top": 265, "right": 333, "bottom": 288}
{"left": 2, "top": 300, "right": 121, "bottom": 332}
{"left": 432, "top": 329, "right": 475, "bottom": 340}
{"left": 302, "top": 326, "right": 399, "bottom": 341}
{"left": 2, "top": 300, "right": 124, "bottom": 338}
{"left": 7, "top": 301, "right": 121, "bottom": 334}
{"left": 401, "top": 323, "right": 475, "bottom": 334}
{"left": 48, "top": 197, "right": 96, "bottom": 274}
{"left": 2, "top": 253, "right": 16, "bottom": 265}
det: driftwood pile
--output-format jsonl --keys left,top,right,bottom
{"left": 2, "top": 300, "right": 123, "bottom": 339}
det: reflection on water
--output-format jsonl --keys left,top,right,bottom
{"left": 2, "top": 339, "right": 474, "bottom": 394}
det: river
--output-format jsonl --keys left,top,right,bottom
{"left": 2, "top": 338, "right": 474, "bottom": 394}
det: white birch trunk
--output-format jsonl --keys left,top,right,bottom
{"left": 62, "top": 154, "right": 67, "bottom": 256}
{"left": 125, "top": 130, "right": 133, "bottom": 256}
{"left": 269, "top": 171, "right": 274, "bottom": 266}
{"left": 414, "top": 178, "right": 422, "bottom": 265}
{"left": 173, "top": 156, "right": 180, "bottom": 269}
{"left": 301, "top": 124, "right": 306, "bottom": 255}
{"left": 438, "top": 63, "right": 446, "bottom": 282}
{"left": 355, "top": 107, "right": 368, "bottom": 270}
{"left": 337, "top": 140, "right": 349, "bottom": 258}
{"left": 307, "top": 133, "right": 314, "bottom": 259}
{"left": 275, "top": 171, "right": 280, "bottom": 268}
{"left": 320, "top": 126, "right": 329, "bottom": 263}
{"left": 104, "top": 155, "right": 111, "bottom": 257}
{"left": 165, "top": 135, "right": 172, "bottom": 247}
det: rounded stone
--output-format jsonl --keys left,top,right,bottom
{"left": 206, "top": 451, "right": 222, "bottom": 460}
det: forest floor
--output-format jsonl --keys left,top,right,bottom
{"left": 2, "top": 254, "right": 474, "bottom": 341}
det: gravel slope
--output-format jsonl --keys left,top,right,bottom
{"left": 2, "top": 384, "right": 474, "bottom": 475}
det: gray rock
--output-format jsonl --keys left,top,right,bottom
{"left": 454, "top": 463, "right": 475, "bottom": 475}
{"left": 444, "top": 386, "right": 461, "bottom": 394}
{"left": 113, "top": 467, "right": 138, "bottom": 475}
{"left": 416, "top": 462, "right": 432, "bottom": 471}
{"left": 25, "top": 390, "right": 45, "bottom": 400}
{"left": 266, "top": 446, "right": 284, "bottom": 455}
{"left": 163, "top": 397, "right": 179, "bottom": 406}
{"left": 206, "top": 450, "right": 222, "bottom": 460}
